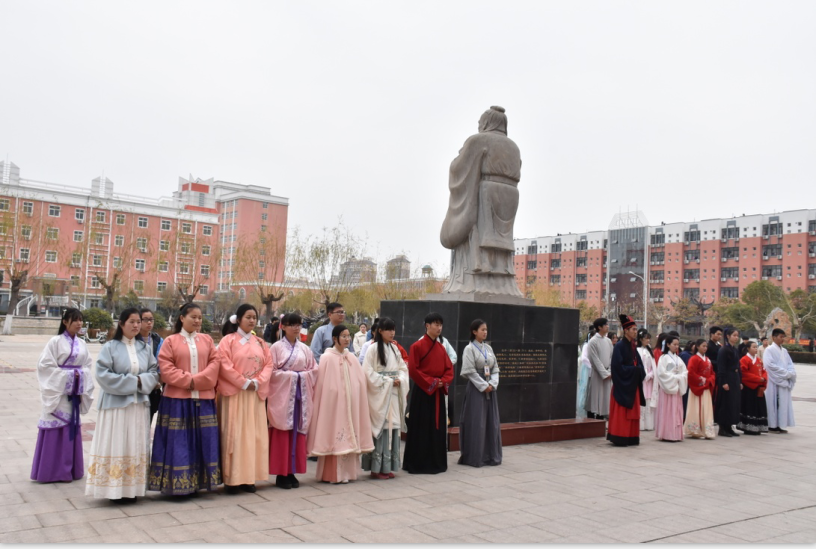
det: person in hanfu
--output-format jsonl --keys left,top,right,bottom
{"left": 85, "top": 308, "right": 159, "bottom": 502}
{"left": 353, "top": 323, "right": 368, "bottom": 358}
{"left": 361, "top": 317, "right": 409, "bottom": 479}
{"left": 576, "top": 330, "right": 593, "bottom": 418}
{"left": 31, "top": 308, "right": 95, "bottom": 483}
{"left": 268, "top": 313, "right": 319, "bottom": 489}
{"left": 654, "top": 335, "right": 688, "bottom": 442}
{"left": 148, "top": 303, "right": 222, "bottom": 496}
{"left": 458, "top": 319, "right": 502, "bottom": 468}
{"left": 306, "top": 325, "right": 374, "bottom": 484}
{"left": 403, "top": 312, "right": 454, "bottom": 474}
{"left": 636, "top": 329, "right": 658, "bottom": 431}
{"left": 715, "top": 327, "right": 743, "bottom": 438}
{"left": 217, "top": 304, "right": 274, "bottom": 494}
{"left": 764, "top": 328, "right": 797, "bottom": 434}
{"left": 584, "top": 318, "right": 613, "bottom": 420}
{"left": 607, "top": 314, "right": 646, "bottom": 447}
{"left": 737, "top": 340, "right": 768, "bottom": 436}
{"left": 138, "top": 308, "right": 164, "bottom": 426}
{"left": 684, "top": 340, "right": 717, "bottom": 440}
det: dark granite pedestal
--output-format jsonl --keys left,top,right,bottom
{"left": 381, "top": 299, "right": 606, "bottom": 447}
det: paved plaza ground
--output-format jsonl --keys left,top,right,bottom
{"left": 0, "top": 334, "right": 815, "bottom": 544}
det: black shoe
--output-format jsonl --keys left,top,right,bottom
{"left": 719, "top": 429, "right": 733, "bottom": 437}
{"left": 778, "top": 428, "right": 788, "bottom": 434}
{"left": 730, "top": 430, "right": 740, "bottom": 437}
{"left": 287, "top": 474, "right": 300, "bottom": 489}
{"left": 225, "top": 485, "right": 242, "bottom": 495}
{"left": 241, "top": 484, "right": 256, "bottom": 493}
{"left": 275, "top": 475, "right": 292, "bottom": 489}
{"left": 308, "top": 456, "right": 318, "bottom": 462}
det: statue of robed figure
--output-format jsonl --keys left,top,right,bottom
{"left": 440, "top": 106, "right": 524, "bottom": 298}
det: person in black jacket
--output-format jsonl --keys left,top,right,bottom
{"left": 706, "top": 325, "right": 723, "bottom": 405}
{"left": 715, "top": 327, "right": 742, "bottom": 437}
{"left": 263, "top": 318, "right": 280, "bottom": 344}
{"left": 138, "top": 308, "right": 164, "bottom": 425}
{"left": 607, "top": 314, "right": 647, "bottom": 447}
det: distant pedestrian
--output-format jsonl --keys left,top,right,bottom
{"left": 738, "top": 335, "right": 751, "bottom": 358}
{"left": 353, "top": 323, "right": 368, "bottom": 357}
{"left": 310, "top": 302, "right": 354, "bottom": 364}
{"left": 684, "top": 339, "right": 717, "bottom": 439}
{"left": 585, "top": 318, "right": 613, "bottom": 420}
{"left": 457, "top": 319, "right": 502, "bottom": 468}
{"left": 86, "top": 308, "right": 159, "bottom": 502}
{"left": 263, "top": 319, "right": 280, "bottom": 345}
{"left": 636, "top": 329, "right": 657, "bottom": 431}
{"left": 758, "top": 337, "right": 769, "bottom": 361}
{"left": 31, "top": 308, "right": 95, "bottom": 483}
{"left": 654, "top": 335, "right": 688, "bottom": 442}
{"left": 809, "top": 338, "right": 815, "bottom": 353}
{"left": 706, "top": 325, "right": 724, "bottom": 386}
{"left": 715, "top": 327, "right": 742, "bottom": 437}
{"left": 576, "top": 330, "right": 594, "bottom": 419}
{"left": 764, "top": 329, "right": 797, "bottom": 433}
{"left": 737, "top": 340, "right": 768, "bottom": 435}
{"left": 608, "top": 332, "right": 619, "bottom": 345}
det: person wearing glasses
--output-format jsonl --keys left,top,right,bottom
{"left": 138, "top": 308, "right": 164, "bottom": 426}
{"left": 310, "top": 302, "right": 355, "bottom": 364}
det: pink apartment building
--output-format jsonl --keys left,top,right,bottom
{"left": 514, "top": 209, "right": 816, "bottom": 325}
{"left": 0, "top": 161, "right": 288, "bottom": 315}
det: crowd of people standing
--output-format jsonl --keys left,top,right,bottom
{"left": 31, "top": 304, "right": 503, "bottom": 503}
{"left": 578, "top": 315, "right": 798, "bottom": 447}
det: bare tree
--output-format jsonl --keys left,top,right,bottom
{"left": 233, "top": 231, "right": 290, "bottom": 322}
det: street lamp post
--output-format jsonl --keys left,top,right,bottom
{"left": 628, "top": 271, "right": 648, "bottom": 331}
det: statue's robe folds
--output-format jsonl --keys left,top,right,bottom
{"left": 440, "top": 130, "right": 523, "bottom": 296}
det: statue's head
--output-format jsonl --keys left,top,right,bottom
{"left": 478, "top": 105, "right": 507, "bottom": 135}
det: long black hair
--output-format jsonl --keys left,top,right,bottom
{"left": 113, "top": 308, "right": 142, "bottom": 340}
{"left": 663, "top": 334, "right": 680, "bottom": 353}
{"left": 373, "top": 317, "right": 397, "bottom": 367}
{"left": 58, "top": 308, "right": 83, "bottom": 335}
{"left": 723, "top": 327, "right": 739, "bottom": 352}
{"left": 636, "top": 328, "right": 652, "bottom": 353}
{"left": 331, "top": 324, "right": 349, "bottom": 348}
{"left": 222, "top": 303, "right": 258, "bottom": 336}
{"left": 469, "top": 318, "right": 486, "bottom": 342}
{"left": 173, "top": 303, "right": 201, "bottom": 334}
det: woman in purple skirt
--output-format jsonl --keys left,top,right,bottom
{"left": 31, "top": 308, "right": 95, "bottom": 483}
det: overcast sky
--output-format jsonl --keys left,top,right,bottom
{"left": 2, "top": 1, "right": 815, "bottom": 275}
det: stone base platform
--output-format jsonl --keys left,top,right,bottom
{"left": 447, "top": 417, "right": 606, "bottom": 451}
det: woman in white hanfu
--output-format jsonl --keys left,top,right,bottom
{"left": 85, "top": 308, "right": 159, "bottom": 503}
{"left": 361, "top": 317, "right": 409, "bottom": 479}
{"left": 636, "top": 329, "right": 658, "bottom": 431}
{"left": 31, "top": 308, "right": 95, "bottom": 483}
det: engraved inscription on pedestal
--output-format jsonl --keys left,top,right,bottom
{"left": 493, "top": 347, "right": 549, "bottom": 382}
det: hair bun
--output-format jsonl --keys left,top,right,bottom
{"left": 229, "top": 314, "right": 238, "bottom": 324}
{"left": 490, "top": 105, "right": 505, "bottom": 113}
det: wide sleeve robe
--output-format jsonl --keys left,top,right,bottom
{"left": 267, "top": 340, "right": 319, "bottom": 434}
{"left": 362, "top": 342, "right": 410, "bottom": 438}
{"left": 36, "top": 334, "right": 95, "bottom": 428}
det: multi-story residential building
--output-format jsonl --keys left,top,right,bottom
{"left": 514, "top": 208, "right": 816, "bottom": 321}
{"left": 0, "top": 161, "right": 288, "bottom": 314}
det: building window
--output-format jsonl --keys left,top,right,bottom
{"left": 21, "top": 225, "right": 31, "bottom": 240}
{"left": 19, "top": 248, "right": 30, "bottom": 262}
{"left": 116, "top": 213, "right": 125, "bottom": 225}
{"left": 200, "top": 265, "right": 210, "bottom": 277}
{"left": 201, "top": 245, "right": 211, "bottom": 256}
{"left": 0, "top": 199, "right": 9, "bottom": 211}
{"left": 45, "top": 251, "right": 57, "bottom": 263}
{"left": 721, "top": 227, "right": 739, "bottom": 240}
{"left": 136, "top": 238, "right": 147, "bottom": 252}
{"left": 550, "top": 275, "right": 561, "bottom": 285}
{"left": 576, "top": 257, "right": 587, "bottom": 268}
{"left": 762, "top": 266, "right": 783, "bottom": 278}
{"left": 684, "top": 230, "right": 701, "bottom": 242}
{"left": 684, "top": 250, "right": 700, "bottom": 262}
{"left": 134, "top": 280, "right": 144, "bottom": 293}
{"left": 75, "top": 208, "right": 85, "bottom": 222}
{"left": 92, "top": 255, "right": 102, "bottom": 267}
{"left": 159, "top": 240, "right": 169, "bottom": 251}
{"left": 762, "top": 222, "right": 783, "bottom": 237}
{"left": 527, "top": 260, "right": 537, "bottom": 270}
{"left": 179, "top": 263, "right": 190, "bottom": 274}
{"left": 261, "top": 225, "right": 267, "bottom": 232}
{"left": 113, "top": 257, "right": 122, "bottom": 268}
{"left": 180, "top": 242, "right": 191, "bottom": 254}
{"left": 158, "top": 261, "right": 169, "bottom": 272}
{"left": 650, "top": 270, "right": 664, "bottom": 283}
{"left": 71, "top": 252, "right": 82, "bottom": 267}
{"left": 161, "top": 220, "right": 171, "bottom": 231}
{"left": 576, "top": 290, "right": 587, "bottom": 300}
{"left": 683, "top": 288, "right": 700, "bottom": 299}
{"left": 199, "top": 285, "right": 208, "bottom": 296}
{"left": 22, "top": 201, "right": 33, "bottom": 215}
{"left": 683, "top": 269, "right": 700, "bottom": 281}
{"left": 576, "top": 274, "right": 587, "bottom": 284}
{"left": 722, "top": 247, "right": 740, "bottom": 260}
{"left": 203, "top": 225, "right": 212, "bottom": 236}
{"left": 650, "top": 233, "right": 665, "bottom": 246}
{"left": 96, "top": 211, "right": 106, "bottom": 222}
{"left": 73, "top": 230, "right": 84, "bottom": 242}
{"left": 70, "top": 275, "right": 80, "bottom": 287}
{"left": 182, "top": 222, "right": 192, "bottom": 234}
{"left": 157, "top": 281, "right": 167, "bottom": 292}
{"left": 138, "top": 217, "right": 148, "bottom": 228}
{"left": 115, "top": 235, "right": 124, "bottom": 247}
{"left": 721, "top": 287, "right": 739, "bottom": 298}
{"left": 261, "top": 213, "right": 268, "bottom": 221}
{"left": 551, "top": 259, "right": 561, "bottom": 269}
{"left": 95, "top": 234, "right": 104, "bottom": 245}
{"left": 762, "top": 245, "right": 783, "bottom": 258}
{"left": 134, "top": 259, "right": 145, "bottom": 271}
{"left": 263, "top": 202, "right": 268, "bottom": 209}
{"left": 90, "top": 277, "right": 100, "bottom": 289}
{"left": 45, "top": 227, "right": 58, "bottom": 240}
{"left": 650, "top": 289, "right": 664, "bottom": 300}
{"left": 551, "top": 243, "right": 562, "bottom": 253}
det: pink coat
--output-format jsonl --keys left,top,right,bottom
{"left": 159, "top": 333, "right": 220, "bottom": 399}
{"left": 306, "top": 348, "right": 374, "bottom": 456}
{"left": 267, "top": 339, "right": 319, "bottom": 433}
{"left": 217, "top": 332, "right": 274, "bottom": 400}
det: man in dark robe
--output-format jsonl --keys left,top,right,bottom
{"left": 706, "top": 326, "right": 723, "bottom": 378}
{"left": 607, "top": 314, "right": 646, "bottom": 447}
{"left": 402, "top": 312, "right": 454, "bottom": 474}
{"left": 716, "top": 327, "right": 743, "bottom": 437}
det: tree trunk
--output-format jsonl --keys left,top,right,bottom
{"left": 1, "top": 314, "right": 12, "bottom": 336}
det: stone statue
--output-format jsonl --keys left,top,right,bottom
{"left": 438, "top": 106, "right": 526, "bottom": 302}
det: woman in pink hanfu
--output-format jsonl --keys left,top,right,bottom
{"left": 306, "top": 324, "right": 374, "bottom": 484}
{"left": 655, "top": 335, "right": 688, "bottom": 442}
{"left": 267, "top": 313, "right": 319, "bottom": 489}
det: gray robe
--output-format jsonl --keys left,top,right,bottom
{"left": 584, "top": 334, "right": 613, "bottom": 416}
